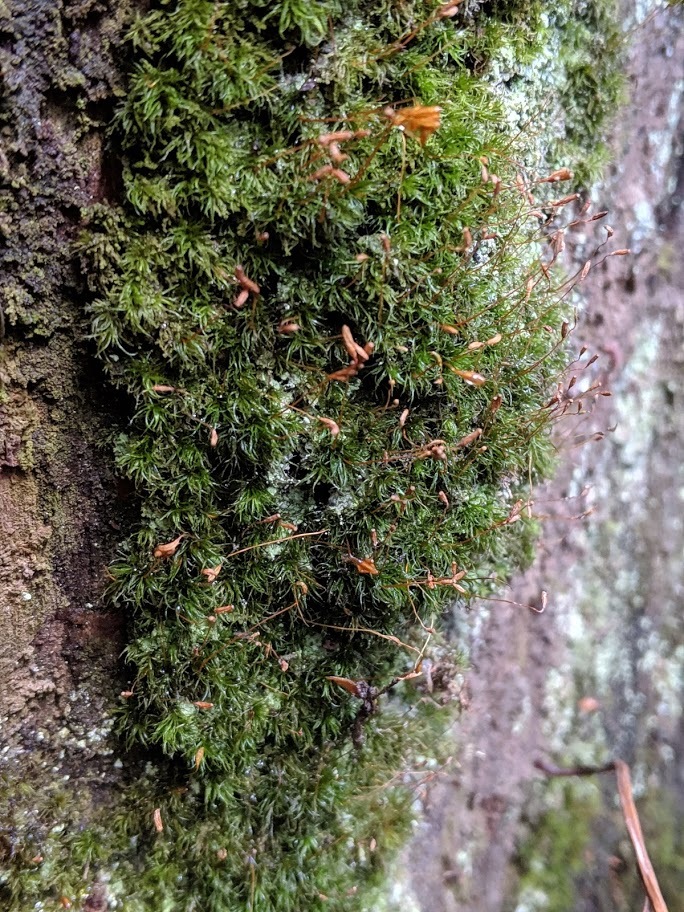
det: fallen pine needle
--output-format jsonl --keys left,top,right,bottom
{"left": 534, "top": 758, "right": 669, "bottom": 912}
{"left": 614, "top": 760, "right": 669, "bottom": 912}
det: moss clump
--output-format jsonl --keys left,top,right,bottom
{"left": 2, "top": 0, "right": 625, "bottom": 909}
{"left": 550, "top": 1, "right": 624, "bottom": 185}
{"left": 0, "top": 703, "right": 446, "bottom": 911}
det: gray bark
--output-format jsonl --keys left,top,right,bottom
{"left": 406, "top": 5, "right": 684, "bottom": 910}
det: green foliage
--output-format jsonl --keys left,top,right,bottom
{"left": 91, "top": 0, "right": 565, "bottom": 760}
{"left": 0, "top": 705, "right": 445, "bottom": 911}
{"left": 1, "top": 0, "right": 625, "bottom": 909}
{"left": 459, "top": 0, "right": 624, "bottom": 187}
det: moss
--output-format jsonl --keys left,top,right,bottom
{"left": 444, "top": 2, "right": 624, "bottom": 189}
{"left": 628, "top": 791, "right": 684, "bottom": 905}
{"left": 550, "top": 1, "right": 625, "bottom": 185}
{"left": 510, "top": 779, "right": 684, "bottom": 912}
{"left": 1, "top": 0, "right": 627, "bottom": 909}
{"left": 1, "top": 698, "right": 450, "bottom": 911}
{"left": 509, "top": 780, "right": 601, "bottom": 912}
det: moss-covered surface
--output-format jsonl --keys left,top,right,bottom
{"left": 510, "top": 777, "right": 684, "bottom": 912}
{"left": 509, "top": 780, "right": 601, "bottom": 912}
{"left": 1, "top": 1, "right": 626, "bottom": 910}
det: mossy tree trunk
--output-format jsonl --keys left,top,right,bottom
{"left": 404, "top": 6, "right": 684, "bottom": 909}
{"left": 1, "top": 2, "right": 628, "bottom": 910}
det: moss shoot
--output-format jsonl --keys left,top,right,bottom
{"left": 2, "top": 0, "right": 623, "bottom": 909}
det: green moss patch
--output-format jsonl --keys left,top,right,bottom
{"left": 2, "top": 0, "right": 625, "bottom": 909}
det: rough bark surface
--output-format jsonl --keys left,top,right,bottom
{"left": 0, "top": 0, "right": 131, "bottom": 797}
{"left": 406, "top": 5, "right": 684, "bottom": 910}
{"left": 1, "top": 2, "right": 682, "bottom": 910}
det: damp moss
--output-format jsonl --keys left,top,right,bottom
{"left": 551, "top": 1, "right": 625, "bottom": 185}
{"left": 2, "top": 0, "right": 626, "bottom": 909}
{"left": 0, "top": 700, "right": 451, "bottom": 912}
{"left": 627, "top": 790, "right": 684, "bottom": 905}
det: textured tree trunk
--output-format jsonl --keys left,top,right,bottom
{"left": 405, "top": 5, "right": 684, "bottom": 910}
{"left": 1, "top": 0, "right": 132, "bottom": 849}
{"left": 2, "top": 3, "right": 682, "bottom": 911}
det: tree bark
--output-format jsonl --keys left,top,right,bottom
{"left": 1, "top": 0, "right": 133, "bottom": 857}
{"left": 404, "top": 5, "right": 684, "bottom": 910}
{"left": 3, "top": 3, "right": 682, "bottom": 911}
